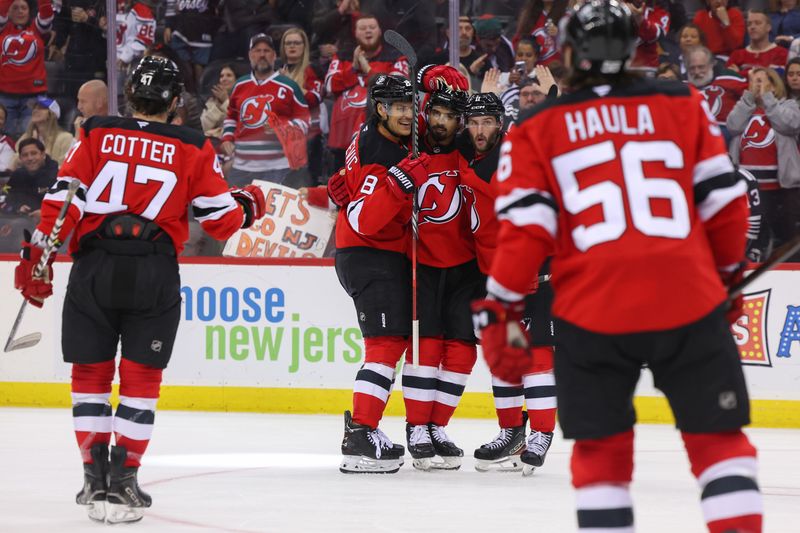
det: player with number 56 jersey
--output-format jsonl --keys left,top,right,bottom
{"left": 472, "top": 2, "right": 761, "bottom": 532}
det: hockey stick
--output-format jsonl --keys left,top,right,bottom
{"left": 728, "top": 233, "right": 800, "bottom": 301}
{"left": 384, "top": 30, "right": 421, "bottom": 367}
{"left": 4, "top": 179, "right": 80, "bottom": 353}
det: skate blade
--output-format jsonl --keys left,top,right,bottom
{"left": 522, "top": 464, "right": 536, "bottom": 477}
{"left": 339, "top": 455, "right": 402, "bottom": 474}
{"left": 82, "top": 501, "right": 106, "bottom": 523}
{"left": 106, "top": 503, "right": 145, "bottom": 524}
{"left": 430, "top": 456, "right": 461, "bottom": 470}
{"left": 474, "top": 457, "right": 524, "bottom": 473}
{"left": 412, "top": 457, "right": 433, "bottom": 471}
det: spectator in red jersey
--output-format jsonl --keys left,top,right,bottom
{"left": 0, "top": 0, "right": 54, "bottom": 139}
{"left": 0, "top": 103, "right": 15, "bottom": 178}
{"left": 222, "top": 33, "right": 310, "bottom": 187}
{"left": 727, "top": 66, "right": 800, "bottom": 253}
{"left": 686, "top": 45, "right": 748, "bottom": 142}
{"left": 727, "top": 10, "right": 789, "bottom": 74}
{"left": 5, "top": 137, "right": 56, "bottom": 216}
{"left": 280, "top": 27, "right": 325, "bottom": 185}
{"left": 514, "top": 0, "right": 569, "bottom": 66}
{"left": 324, "top": 14, "right": 408, "bottom": 172}
{"left": 200, "top": 64, "right": 237, "bottom": 140}
{"left": 693, "top": 0, "right": 745, "bottom": 60}
{"left": 628, "top": 0, "right": 671, "bottom": 74}
{"left": 16, "top": 96, "right": 74, "bottom": 166}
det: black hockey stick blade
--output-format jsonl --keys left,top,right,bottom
{"left": 384, "top": 30, "right": 417, "bottom": 68}
{"left": 728, "top": 232, "right": 800, "bottom": 300}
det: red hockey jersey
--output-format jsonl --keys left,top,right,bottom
{"left": 222, "top": 72, "right": 310, "bottom": 172}
{"left": 487, "top": 79, "right": 748, "bottom": 334}
{"left": 523, "top": 13, "right": 560, "bottom": 66}
{"left": 458, "top": 137, "right": 503, "bottom": 275}
{"left": 325, "top": 46, "right": 408, "bottom": 150}
{"left": 738, "top": 109, "right": 779, "bottom": 190}
{"left": 631, "top": 6, "right": 670, "bottom": 70}
{"left": 0, "top": 0, "right": 52, "bottom": 95}
{"left": 416, "top": 139, "right": 474, "bottom": 268}
{"left": 335, "top": 119, "right": 412, "bottom": 254}
{"left": 116, "top": 2, "right": 156, "bottom": 65}
{"left": 37, "top": 116, "right": 244, "bottom": 255}
{"left": 726, "top": 45, "right": 788, "bottom": 75}
{"left": 698, "top": 72, "right": 748, "bottom": 125}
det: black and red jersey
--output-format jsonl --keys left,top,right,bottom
{"left": 630, "top": 6, "right": 670, "bottom": 70}
{"left": 0, "top": 0, "right": 52, "bottom": 95}
{"left": 697, "top": 72, "right": 748, "bottom": 126}
{"left": 37, "top": 116, "right": 244, "bottom": 256}
{"left": 738, "top": 109, "right": 779, "bottom": 190}
{"left": 335, "top": 119, "right": 412, "bottom": 254}
{"left": 488, "top": 79, "right": 748, "bottom": 334}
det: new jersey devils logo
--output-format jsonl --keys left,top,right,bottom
{"left": 531, "top": 27, "right": 556, "bottom": 62}
{"left": 240, "top": 94, "right": 275, "bottom": 128}
{"left": 340, "top": 87, "right": 368, "bottom": 110}
{"left": 741, "top": 115, "right": 775, "bottom": 151}
{"left": 1, "top": 32, "right": 38, "bottom": 66}
{"left": 701, "top": 85, "right": 725, "bottom": 119}
{"left": 418, "top": 171, "right": 462, "bottom": 225}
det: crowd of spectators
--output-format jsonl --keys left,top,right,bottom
{"left": 0, "top": 0, "right": 798, "bottom": 259}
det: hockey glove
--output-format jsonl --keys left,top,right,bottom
{"left": 471, "top": 298, "right": 532, "bottom": 383}
{"left": 720, "top": 262, "right": 747, "bottom": 325}
{"left": 418, "top": 64, "right": 469, "bottom": 92}
{"left": 387, "top": 153, "right": 431, "bottom": 197}
{"left": 14, "top": 230, "right": 55, "bottom": 308}
{"left": 327, "top": 168, "right": 349, "bottom": 207}
{"left": 304, "top": 186, "right": 331, "bottom": 208}
{"left": 230, "top": 185, "right": 266, "bottom": 229}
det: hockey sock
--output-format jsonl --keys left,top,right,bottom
{"left": 525, "top": 346, "right": 556, "bottom": 433}
{"left": 430, "top": 340, "right": 477, "bottom": 427}
{"left": 114, "top": 358, "right": 163, "bottom": 468}
{"left": 682, "top": 430, "right": 762, "bottom": 533}
{"left": 352, "top": 336, "right": 406, "bottom": 428}
{"left": 491, "top": 375, "right": 525, "bottom": 428}
{"left": 71, "top": 361, "right": 115, "bottom": 463}
{"left": 402, "top": 337, "right": 443, "bottom": 425}
{"left": 572, "top": 430, "right": 635, "bottom": 532}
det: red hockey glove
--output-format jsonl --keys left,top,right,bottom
{"left": 14, "top": 230, "right": 55, "bottom": 308}
{"left": 720, "top": 262, "right": 747, "bottom": 325}
{"left": 230, "top": 185, "right": 266, "bottom": 229}
{"left": 471, "top": 298, "right": 532, "bottom": 383}
{"left": 327, "top": 168, "right": 349, "bottom": 207}
{"left": 304, "top": 186, "right": 330, "bottom": 208}
{"left": 418, "top": 64, "right": 469, "bottom": 92}
{"left": 387, "top": 153, "right": 431, "bottom": 197}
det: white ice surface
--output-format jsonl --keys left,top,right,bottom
{"left": 0, "top": 408, "right": 797, "bottom": 532}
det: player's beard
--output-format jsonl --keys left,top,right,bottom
{"left": 430, "top": 125, "right": 453, "bottom": 144}
{"left": 473, "top": 130, "right": 498, "bottom": 152}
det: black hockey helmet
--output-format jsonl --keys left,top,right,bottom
{"left": 563, "top": 0, "right": 637, "bottom": 75}
{"left": 426, "top": 88, "right": 468, "bottom": 115}
{"left": 129, "top": 56, "right": 184, "bottom": 106}
{"left": 465, "top": 92, "right": 504, "bottom": 119}
{"left": 370, "top": 74, "right": 413, "bottom": 104}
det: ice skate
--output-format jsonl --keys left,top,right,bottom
{"left": 75, "top": 443, "right": 109, "bottom": 523}
{"left": 473, "top": 415, "right": 527, "bottom": 472}
{"left": 406, "top": 423, "right": 436, "bottom": 471}
{"left": 106, "top": 446, "right": 152, "bottom": 524}
{"left": 521, "top": 430, "right": 553, "bottom": 476}
{"left": 428, "top": 424, "right": 463, "bottom": 470}
{"left": 340, "top": 411, "right": 405, "bottom": 474}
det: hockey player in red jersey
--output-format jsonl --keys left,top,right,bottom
{"left": 472, "top": 1, "right": 763, "bottom": 531}
{"left": 336, "top": 74, "right": 431, "bottom": 474}
{"left": 457, "top": 93, "right": 557, "bottom": 475}
{"left": 14, "top": 56, "right": 266, "bottom": 524}
{"left": 400, "top": 86, "right": 479, "bottom": 471}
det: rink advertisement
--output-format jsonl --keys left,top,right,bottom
{"left": 0, "top": 259, "right": 799, "bottom": 427}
